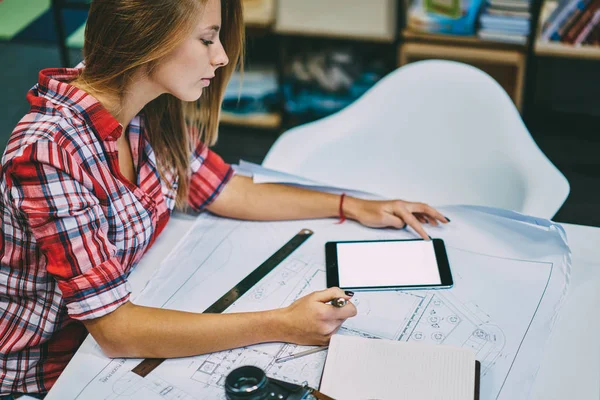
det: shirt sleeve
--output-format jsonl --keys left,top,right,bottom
{"left": 5, "top": 141, "right": 130, "bottom": 320}
{"left": 188, "top": 141, "right": 234, "bottom": 212}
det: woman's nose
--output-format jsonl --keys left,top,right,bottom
{"left": 212, "top": 43, "right": 229, "bottom": 68}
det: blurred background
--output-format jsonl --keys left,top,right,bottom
{"left": 0, "top": 0, "right": 598, "bottom": 226}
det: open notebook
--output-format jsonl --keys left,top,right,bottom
{"left": 320, "top": 335, "right": 480, "bottom": 400}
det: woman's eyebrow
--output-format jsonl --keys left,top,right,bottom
{"left": 197, "top": 25, "right": 220, "bottom": 36}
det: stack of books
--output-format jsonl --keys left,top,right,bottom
{"left": 477, "top": 0, "right": 532, "bottom": 44}
{"left": 540, "top": 0, "right": 600, "bottom": 46}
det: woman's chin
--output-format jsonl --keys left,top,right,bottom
{"left": 174, "top": 88, "right": 204, "bottom": 102}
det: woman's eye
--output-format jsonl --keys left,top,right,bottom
{"left": 201, "top": 39, "right": 214, "bottom": 46}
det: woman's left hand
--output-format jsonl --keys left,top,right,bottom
{"left": 344, "top": 197, "right": 449, "bottom": 240}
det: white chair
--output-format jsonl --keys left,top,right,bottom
{"left": 262, "top": 60, "right": 569, "bottom": 218}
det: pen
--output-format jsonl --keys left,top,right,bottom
{"left": 275, "top": 346, "right": 329, "bottom": 363}
{"left": 330, "top": 297, "right": 347, "bottom": 307}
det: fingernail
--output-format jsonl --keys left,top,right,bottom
{"left": 344, "top": 290, "right": 354, "bottom": 297}
{"left": 445, "top": 216, "right": 451, "bottom": 222}
{"left": 428, "top": 235, "right": 433, "bottom": 241}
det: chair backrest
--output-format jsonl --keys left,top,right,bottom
{"left": 262, "top": 60, "right": 569, "bottom": 218}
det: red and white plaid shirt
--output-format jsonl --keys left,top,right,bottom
{"left": 0, "top": 68, "right": 233, "bottom": 395}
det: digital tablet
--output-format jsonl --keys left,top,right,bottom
{"left": 325, "top": 238, "right": 453, "bottom": 291}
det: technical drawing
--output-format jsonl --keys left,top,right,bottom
{"left": 246, "top": 258, "right": 311, "bottom": 303}
{"left": 341, "top": 291, "right": 425, "bottom": 340}
{"left": 65, "top": 215, "right": 566, "bottom": 400}
{"left": 189, "top": 342, "right": 326, "bottom": 392}
{"left": 402, "top": 293, "right": 506, "bottom": 375}
{"left": 106, "top": 373, "right": 195, "bottom": 400}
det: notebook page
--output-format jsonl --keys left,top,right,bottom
{"left": 320, "top": 335, "right": 476, "bottom": 400}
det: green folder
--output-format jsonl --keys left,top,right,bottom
{"left": 425, "top": 0, "right": 462, "bottom": 18}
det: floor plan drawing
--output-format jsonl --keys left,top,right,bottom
{"left": 48, "top": 206, "right": 570, "bottom": 400}
{"left": 107, "top": 373, "right": 195, "bottom": 400}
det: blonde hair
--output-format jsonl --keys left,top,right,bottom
{"left": 75, "top": 0, "right": 244, "bottom": 208}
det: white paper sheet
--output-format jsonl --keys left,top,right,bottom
{"left": 234, "top": 160, "right": 378, "bottom": 198}
{"left": 46, "top": 205, "right": 570, "bottom": 400}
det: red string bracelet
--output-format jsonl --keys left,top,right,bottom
{"left": 337, "top": 193, "right": 347, "bottom": 224}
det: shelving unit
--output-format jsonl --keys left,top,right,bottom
{"left": 220, "top": 111, "right": 281, "bottom": 130}
{"left": 232, "top": 0, "right": 401, "bottom": 132}
{"left": 535, "top": 40, "right": 600, "bottom": 59}
{"left": 53, "top": 0, "right": 599, "bottom": 130}
{"left": 399, "top": 29, "right": 528, "bottom": 111}
{"left": 534, "top": 0, "right": 600, "bottom": 60}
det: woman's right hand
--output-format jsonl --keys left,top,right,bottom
{"left": 276, "top": 287, "right": 357, "bottom": 346}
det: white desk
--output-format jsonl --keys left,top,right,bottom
{"left": 47, "top": 215, "right": 600, "bottom": 400}
{"left": 531, "top": 223, "right": 600, "bottom": 400}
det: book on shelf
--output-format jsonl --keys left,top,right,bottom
{"left": 541, "top": 0, "right": 592, "bottom": 41}
{"left": 554, "top": 0, "right": 590, "bottom": 39}
{"left": 562, "top": 0, "right": 600, "bottom": 42}
{"left": 487, "top": 8, "right": 531, "bottom": 17}
{"left": 481, "top": 13, "right": 531, "bottom": 29}
{"left": 488, "top": 0, "right": 531, "bottom": 11}
{"left": 478, "top": 0, "right": 531, "bottom": 43}
{"left": 583, "top": 17, "right": 600, "bottom": 43}
{"left": 575, "top": 9, "right": 600, "bottom": 43}
{"left": 478, "top": 29, "right": 529, "bottom": 43}
{"left": 542, "top": 0, "right": 564, "bottom": 31}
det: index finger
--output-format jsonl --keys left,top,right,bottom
{"left": 312, "top": 287, "right": 350, "bottom": 303}
{"left": 331, "top": 301, "right": 358, "bottom": 320}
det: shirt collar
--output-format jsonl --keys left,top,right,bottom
{"left": 31, "top": 68, "right": 123, "bottom": 141}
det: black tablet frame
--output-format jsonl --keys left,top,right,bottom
{"left": 325, "top": 238, "right": 454, "bottom": 291}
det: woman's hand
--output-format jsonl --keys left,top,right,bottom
{"left": 344, "top": 197, "right": 449, "bottom": 240}
{"left": 277, "top": 287, "right": 357, "bottom": 346}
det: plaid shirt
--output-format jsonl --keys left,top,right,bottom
{"left": 0, "top": 68, "right": 233, "bottom": 395}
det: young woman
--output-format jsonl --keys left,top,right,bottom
{"left": 0, "top": 0, "right": 448, "bottom": 397}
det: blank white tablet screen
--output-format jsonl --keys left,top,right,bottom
{"left": 336, "top": 241, "right": 441, "bottom": 288}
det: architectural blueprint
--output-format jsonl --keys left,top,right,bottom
{"left": 46, "top": 205, "right": 570, "bottom": 400}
